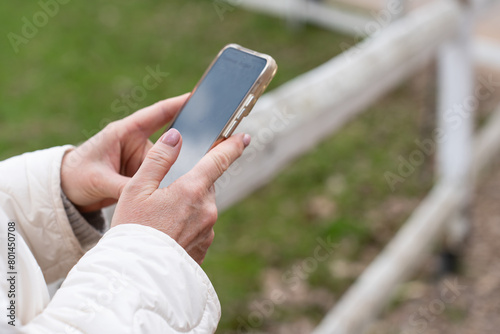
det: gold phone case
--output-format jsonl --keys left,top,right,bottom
{"left": 169, "top": 44, "right": 277, "bottom": 149}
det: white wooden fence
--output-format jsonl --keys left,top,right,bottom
{"left": 216, "top": 0, "right": 460, "bottom": 209}
{"left": 213, "top": 0, "right": 500, "bottom": 333}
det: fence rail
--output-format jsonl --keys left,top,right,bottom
{"left": 237, "top": 0, "right": 372, "bottom": 34}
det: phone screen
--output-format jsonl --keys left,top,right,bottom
{"left": 159, "top": 47, "right": 267, "bottom": 188}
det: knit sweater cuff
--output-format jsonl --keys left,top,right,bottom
{"left": 60, "top": 190, "right": 105, "bottom": 252}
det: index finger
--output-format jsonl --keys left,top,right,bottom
{"left": 186, "top": 133, "right": 249, "bottom": 188}
{"left": 124, "top": 93, "right": 190, "bottom": 137}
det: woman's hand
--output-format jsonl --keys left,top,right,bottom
{"left": 61, "top": 94, "right": 250, "bottom": 262}
{"left": 60, "top": 94, "right": 189, "bottom": 212}
{"left": 111, "top": 129, "right": 250, "bottom": 263}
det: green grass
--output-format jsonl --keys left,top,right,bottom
{"left": 0, "top": 1, "right": 434, "bottom": 332}
{"left": 0, "top": 0, "right": 349, "bottom": 158}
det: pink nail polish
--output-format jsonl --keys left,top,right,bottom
{"left": 243, "top": 134, "right": 251, "bottom": 148}
{"left": 161, "top": 129, "right": 180, "bottom": 147}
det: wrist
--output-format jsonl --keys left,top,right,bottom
{"left": 61, "top": 148, "right": 121, "bottom": 213}
{"left": 60, "top": 148, "right": 78, "bottom": 202}
{"left": 61, "top": 148, "right": 94, "bottom": 212}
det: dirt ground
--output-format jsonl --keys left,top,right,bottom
{"left": 366, "top": 158, "right": 500, "bottom": 334}
{"left": 261, "top": 158, "right": 500, "bottom": 334}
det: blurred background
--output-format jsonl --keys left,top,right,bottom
{"left": 1, "top": 0, "right": 500, "bottom": 333}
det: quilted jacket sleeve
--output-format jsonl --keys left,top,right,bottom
{"left": 0, "top": 146, "right": 222, "bottom": 333}
{"left": 0, "top": 221, "right": 221, "bottom": 334}
{"left": 21, "top": 224, "right": 222, "bottom": 334}
{"left": 0, "top": 146, "right": 84, "bottom": 284}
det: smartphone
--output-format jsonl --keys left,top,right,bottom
{"left": 159, "top": 44, "right": 277, "bottom": 188}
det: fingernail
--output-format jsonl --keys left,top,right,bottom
{"left": 243, "top": 134, "right": 251, "bottom": 148}
{"left": 161, "top": 129, "right": 180, "bottom": 147}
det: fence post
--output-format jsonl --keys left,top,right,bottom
{"left": 436, "top": 0, "right": 475, "bottom": 271}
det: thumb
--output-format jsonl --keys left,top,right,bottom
{"left": 127, "top": 129, "right": 182, "bottom": 196}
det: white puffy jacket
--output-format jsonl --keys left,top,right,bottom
{"left": 0, "top": 146, "right": 221, "bottom": 333}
